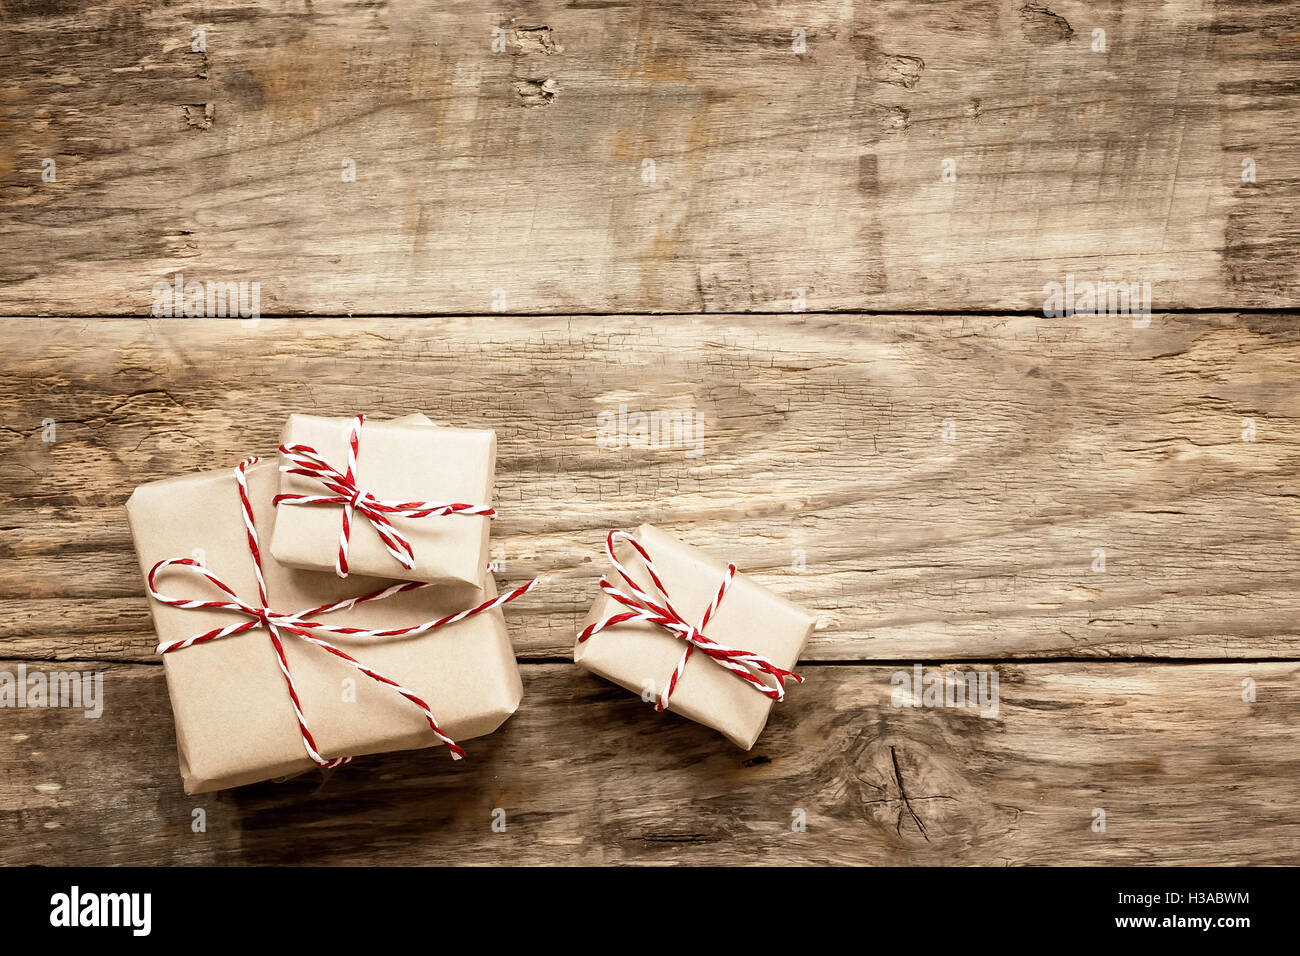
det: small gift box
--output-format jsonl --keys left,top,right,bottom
{"left": 574, "top": 524, "right": 816, "bottom": 749}
{"left": 269, "top": 413, "right": 496, "bottom": 587}
{"left": 127, "top": 456, "right": 530, "bottom": 794}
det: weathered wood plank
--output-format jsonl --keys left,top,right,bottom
{"left": 1, "top": 314, "right": 1297, "bottom": 662}
{"left": 1, "top": 0, "right": 1298, "bottom": 314}
{"left": 0, "top": 661, "right": 1294, "bottom": 865}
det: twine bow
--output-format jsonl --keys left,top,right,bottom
{"left": 273, "top": 413, "right": 495, "bottom": 577}
{"left": 576, "top": 530, "right": 803, "bottom": 713}
{"left": 149, "top": 456, "right": 537, "bottom": 765}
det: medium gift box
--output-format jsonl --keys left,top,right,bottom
{"left": 269, "top": 412, "right": 496, "bottom": 587}
{"left": 127, "top": 454, "right": 528, "bottom": 795}
{"left": 574, "top": 524, "right": 816, "bottom": 749}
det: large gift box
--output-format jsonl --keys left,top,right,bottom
{"left": 127, "top": 456, "right": 524, "bottom": 794}
{"left": 269, "top": 413, "right": 496, "bottom": 587}
{"left": 574, "top": 524, "right": 816, "bottom": 749}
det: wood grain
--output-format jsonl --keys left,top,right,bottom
{"left": 1, "top": 313, "right": 1297, "bottom": 663}
{"left": 1, "top": 660, "right": 1295, "bottom": 865}
{"left": 2, "top": 0, "right": 1298, "bottom": 314}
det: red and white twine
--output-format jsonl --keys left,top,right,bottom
{"left": 149, "top": 456, "right": 537, "bottom": 765}
{"left": 576, "top": 530, "right": 803, "bottom": 713}
{"left": 274, "top": 413, "right": 495, "bottom": 578}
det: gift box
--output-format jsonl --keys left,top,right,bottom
{"left": 574, "top": 524, "right": 816, "bottom": 749}
{"left": 127, "top": 455, "right": 525, "bottom": 794}
{"left": 269, "top": 413, "right": 496, "bottom": 587}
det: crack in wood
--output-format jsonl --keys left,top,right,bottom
{"left": 890, "top": 745, "right": 930, "bottom": 842}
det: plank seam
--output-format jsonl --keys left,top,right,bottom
{"left": 3, "top": 308, "right": 1300, "bottom": 320}
{"left": 2, "top": 655, "right": 1296, "bottom": 667}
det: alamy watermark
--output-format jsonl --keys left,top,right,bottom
{"left": 50, "top": 886, "right": 150, "bottom": 936}
{"left": 0, "top": 665, "right": 103, "bottom": 718}
{"left": 596, "top": 402, "right": 704, "bottom": 458}
{"left": 890, "top": 663, "right": 999, "bottom": 718}
{"left": 151, "top": 272, "right": 260, "bottom": 320}
{"left": 1042, "top": 274, "right": 1151, "bottom": 326}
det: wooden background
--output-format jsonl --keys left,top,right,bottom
{"left": 1, "top": 0, "right": 1298, "bottom": 865}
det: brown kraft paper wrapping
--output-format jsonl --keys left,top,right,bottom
{"left": 269, "top": 413, "right": 495, "bottom": 587}
{"left": 126, "top": 458, "right": 522, "bottom": 795}
{"left": 573, "top": 524, "right": 816, "bottom": 749}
